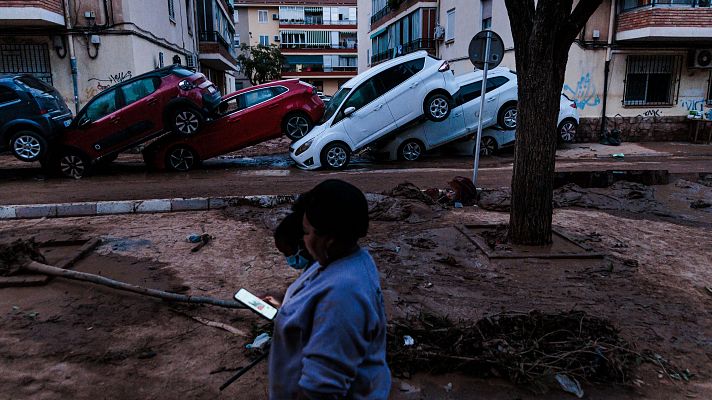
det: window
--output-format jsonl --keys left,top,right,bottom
{"left": 258, "top": 10, "right": 268, "bottom": 23}
{"left": 243, "top": 88, "right": 275, "bottom": 108}
{"left": 271, "top": 86, "right": 288, "bottom": 96}
{"left": 707, "top": 71, "right": 712, "bottom": 105}
{"left": 623, "top": 55, "right": 681, "bottom": 106}
{"left": 378, "top": 58, "right": 425, "bottom": 93}
{"left": 481, "top": 0, "right": 492, "bottom": 30}
{"left": 259, "top": 35, "right": 269, "bottom": 46}
{"left": 457, "top": 76, "right": 510, "bottom": 105}
{"left": 340, "top": 79, "right": 383, "bottom": 113}
{"left": 482, "top": 18, "right": 492, "bottom": 30}
{"left": 121, "top": 78, "right": 160, "bottom": 106}
{"left": 446, "top": 9, "right": 455, "bottom": 41}
{"left": 168, "top": 0, "right": 175, "bottom": 21}
{"left": 84, "top": 89, "right": 118, "bottom": 121}
{"left": 0, "top": 85, "right": 19, "bottom": 104}
{"left": 186, "top": 0, "right": 192, "bottom": 34}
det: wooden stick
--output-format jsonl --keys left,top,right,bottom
{"left": 24, "top": 261, "right": 246, "bottom": 309}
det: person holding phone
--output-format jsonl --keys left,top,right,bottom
{"left": 268, "top": 179, "right": 391, "bottom": 399}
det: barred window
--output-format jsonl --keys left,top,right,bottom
{"left": 168, "top": 0, "right": 175, "bottom": 21}
{"left": 623, "top": 55, "right": 682, "bottom": 106}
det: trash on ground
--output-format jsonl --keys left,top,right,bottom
{"left": 403, "top": 335, "right": 415, "bottom": 346}
{"left": 246, "top": 332, "right": 271, "bottom": 350}
{"left": 555, "top": 373, "right": 584, "bottom": 398}
{"left": 612, "top": 153, "right": 625, "bottom": 159}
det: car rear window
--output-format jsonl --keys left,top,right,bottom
{"left": 15, "top": 76, "right": 54, "bottom": 93}
{"left": 271, "top": 86, "right": 288, "bottom": 96}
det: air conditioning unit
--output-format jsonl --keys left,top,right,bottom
{"left": 689, "top": 49, "right": 712, "bottom": 69}
{"left": 272, "top": 14, "right": 279, "bottom": 20}
{"left": 274, "top": 35, "right": 280, "bottom": 42}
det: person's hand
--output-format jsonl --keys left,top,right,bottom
{"left": 262, "top": 295, "right": 282, "bottom": 308}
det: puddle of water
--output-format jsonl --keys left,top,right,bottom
{"left": 205, "top": 154, "right": 294, "bottom": 168}
{"left": 240, "top": 170, "right": 291, "bottom": 177}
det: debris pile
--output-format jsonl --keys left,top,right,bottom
{"left": 388, "top": 311, "right": 688, "bottom": 393}
{"left": 0, "top": 239, "right": 45, "bottom": 276}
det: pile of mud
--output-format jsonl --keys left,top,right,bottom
{"left": 0, "top": 239, "right": 45, "bottom": 276}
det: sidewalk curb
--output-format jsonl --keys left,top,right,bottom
{"left": 0, "top": 195, "right": 297, "bottom": 220}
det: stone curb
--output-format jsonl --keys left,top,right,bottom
{"left": 0, "top": 195, "right": 297, "bottom": 220}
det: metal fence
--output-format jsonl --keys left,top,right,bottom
{"left": 370, "top": 6, "right": 390, "bottom": 25}
{"left": 622, "top": 54, "right": 682, "bottom": 106}
{"left": 0, "top": 44, "right": 52, "bottom": 85}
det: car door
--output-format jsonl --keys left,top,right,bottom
{"left": 73, "top": 88, "right": 122, "bottom": 156}
{"left": 0, "top": 84, "right": 25, "bottom": 129}
{"left": 335, "top": 76, "right": 395, "bottom": 149}
{"left": 460, "top": 78, "right": 502, "bottom": 131}
{"left": 424, "top": 104, "right": 466, "bottom": 147}
{"left": 236, "top": 87, "right": 282, "bottom": 142}
{"left": 377, "top": 57, "right": 426, "bottom": 126}
{"left": 116, "top": 77, "right": 163, "bottom": 145}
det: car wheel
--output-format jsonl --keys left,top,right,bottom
{"left": 171, "top": 108, "right": 204, "bottom": 136}
{"left": 10, "top": 131, "right": 47, "bottom": 162}
{"left": 399, "top": 140, "right": 424, "bottom": 161}
{"left": 424, "top": 93, "right": 451, "bottom": 122}
{"left": 166, "top": 146, "right": 198, "bottom": 171}
{"left": 283, "top": 113, "right": 313, "bottom": 141}
{"left": 321, "top": 142, "right": 350, "bottom": 170}
{"left": 558, "top": 119, "right": 577, "bottom": 143}
{"left": 498, "top": 104, "right": 518, "bottom": 129}
{"left": 479, "top": 136, "right": 498, "bottom": 156}
{"left": 58, "top": 149, "right": 90, "bottom": 179}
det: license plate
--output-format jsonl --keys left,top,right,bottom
{"left": 63, "top": 119, "right": 72, "bottom": 127}
{"left": 208, "top": 86, "right": 216, "bottom": 94}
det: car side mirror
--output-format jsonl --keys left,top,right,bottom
{"left": 78, "top": 117, "right": 91, "bottom": 128}
{"left": 343, "top": 106, "right": 356, "bottom": 117}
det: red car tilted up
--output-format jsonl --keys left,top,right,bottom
{"left": 143, "top": 79, "right": 324, "bottom": 171}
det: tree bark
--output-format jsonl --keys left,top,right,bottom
{"left": 504, "top": 0, "right": 603, "bottom": 245}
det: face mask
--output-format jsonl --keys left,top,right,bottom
{"left": 286, "top": 249, "right": 310, "bottom": 270}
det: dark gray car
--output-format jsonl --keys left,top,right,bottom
{"left": 0, "top": 75, "right": 72, "bottom": 162}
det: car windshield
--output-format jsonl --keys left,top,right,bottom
{"left": 320, "top": 87, "right": 351, "bottom": 124}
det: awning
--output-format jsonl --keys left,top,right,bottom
{"left": 370, "top": 27, "right": 387, "bottom": 39}
{"left": 285, "top": 55, "right": 323, "bottom": 64}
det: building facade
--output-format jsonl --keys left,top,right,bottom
{"left": 235, "top": 0, "right": 357, "bottom": 95}
{"left": 0, "top": 0, "right": 237, "bottom": 113}
{"left": 359, "top": 0, "right": 712, "bottom": 141}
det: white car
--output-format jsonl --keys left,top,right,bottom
{"left": 290, "top": 51, "right": 459, "bottom": 170}
{"left": 375, "top": 68, "right": 518, "bottom": 161}
{"left": 451, "top": 95, "right": 581, "bottom": 157}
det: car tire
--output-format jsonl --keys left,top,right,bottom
{"left": 10, "top": 130, "right": 47, "bottom": 162}
{"left": 424, "top": 93, "right": 451, "bottom": 122}
{"left": 171, "top": 108, "right": 204, "bottom": 136}
{"left": 398, "top": 139, "right": 424, "bottom": 161}
{"left": 497, "top": 103, "right": 518, "bottom": 130}
{"left": 479, "top": 136, "right": 498, "bottom": 156}
{"left": 557, "top": 118, "right": 578, "bottom": 143}
{"left": 283, "top": 112, "right": 313, "bottom": 141}
{"left": 57, "top": 149, "right": 91, "bottom": 179}
{"left": 166, "top": 146, "right": 199, "bottom": 171}
{"left": 320, "top": 142, "right": 350, "bottom": 170}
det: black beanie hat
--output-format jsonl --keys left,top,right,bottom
{"left": 302, "top": 179, "right": 369, "bottom": 242}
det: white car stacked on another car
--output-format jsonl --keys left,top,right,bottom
{"left": 374, "top": 68, "right": 518, "bottom": 161}
{"left": 290, "top": 51, "right": 459, "bottom": 170}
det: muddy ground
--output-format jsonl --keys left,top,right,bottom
{"left": 1, "top": 178, "right": 711, "bottom": 399}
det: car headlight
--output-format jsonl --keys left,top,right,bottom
{"left": 295, "top": 139, "right": 313, "bottom": 156}
{"left": 178, "top": 80, "right": 195, "bottom": 90}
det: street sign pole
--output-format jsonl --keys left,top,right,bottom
{"left": 472, "top": 32, "right": 491, "bottom": 186}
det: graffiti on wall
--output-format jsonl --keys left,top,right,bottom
{"left": 681, "top": 99, "right": 705, "bottom": 112}
{"left": 563, "top": 73, "right": 601, "bottom": 110}
{"left": 87, "top": 70, "right": 133, "bottom": 92}
{"left": 642, "top": 109, "right": 661, "bottom": 117}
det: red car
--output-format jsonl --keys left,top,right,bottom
{"left": 54, "top": 65, "right": 221, "bottom": 178}
{"left": 143, "top": 79, "right": 324, "bottom": 171}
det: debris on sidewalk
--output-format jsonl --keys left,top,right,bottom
{"left": 555, "top": 373, "right": 584, "bottom": 398}
{"left": 191, "top": 233, "right": 212, "bottom": 252}
{"left": 690, "top": 199, "right": 711, "bottom": 209}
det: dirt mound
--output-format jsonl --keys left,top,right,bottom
{"left": 0, "top": 239, "right": 46, "bottom": 276}
{"left": 553, "top": 181, "right": 668, "bottom": 214}
{"left": 385, "top": 182, "right": 436, "bottom": 205}
{"left": 478, "top": 188, "right": 512, "bottom": 211}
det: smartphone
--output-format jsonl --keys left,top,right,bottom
{"left": 234, "top": 288, "right": 278, "bottom": 320}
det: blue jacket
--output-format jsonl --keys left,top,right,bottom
{"left": 268, "top": 248, "right": 391, "bottom": 399}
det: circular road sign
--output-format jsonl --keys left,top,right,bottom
{"left": 468, "top": 30, "right": 504, "bottom": 70}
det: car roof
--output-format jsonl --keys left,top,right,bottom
{"left": 341, "top": 50, "right": 434, "bottom": 89}
{"left": 223, "top": 79, "right": 300, "bottom": 98}
{"left": 455, "top": 67, "right": 514, "bottom": 84}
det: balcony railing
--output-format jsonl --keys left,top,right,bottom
{"left": 283, "top": 65, "right": 357, "bottom": 73}
{"left": 370, "top": 6, "right": 390, "bottom": 24}
{"left": 370, "top": 38, "right": 438, "bottom": 65}
{"left": 199, "top": 31, "right": 236, "bottom": 57}
{"left": 620, "top": 0, "right": 711, "bottom": 12}
{"left": 279, "top": 18, "right": 357, "bottom": 26}
{"left": 280, "top": 43, "right": 357, "bottom": 50}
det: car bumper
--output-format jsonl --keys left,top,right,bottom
{"left": 202, "top": 90, "right": 222, "bottom": 112}
{"left": 289, "top": 146, "right": 321, "bottom": 170}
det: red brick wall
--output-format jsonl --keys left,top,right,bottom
{"left": 1, "top": 0, "right": 64, "bottom": 16}
{"left": 618, "top": 7, "right": 712, "bottom": 32}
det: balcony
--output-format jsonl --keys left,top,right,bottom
{"left": 370, "top": 6, "right": 390, "bottom": 25}
{"left": 617, "top": 0, "right": 712, "bottom": 41}
{"left": 279, "top": 21, "right": 357, "bottom": 30}
{"left": 281, "top": 44, "right": 357, "bottom": 53}
{"left": 199, "top": 31, "right": 238, "bottom": 71}
{"left": 370, "top": 38, "right": 438, "bottom": 65}
{"left": 0, "top": 1, "right": 65, "bottom": 26}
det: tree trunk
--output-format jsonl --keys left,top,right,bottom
{"left": 504, "top": 0, "right": 603, "bottom": 245}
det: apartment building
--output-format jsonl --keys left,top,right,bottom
{"left": 0, "top": 0, "right": 237, "bottom": 112}
{"left": 235, "top": 0, "right": 357, "bottom": 95}
{"left": 359, "top": 0, "right": 712, "bottom": 141}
